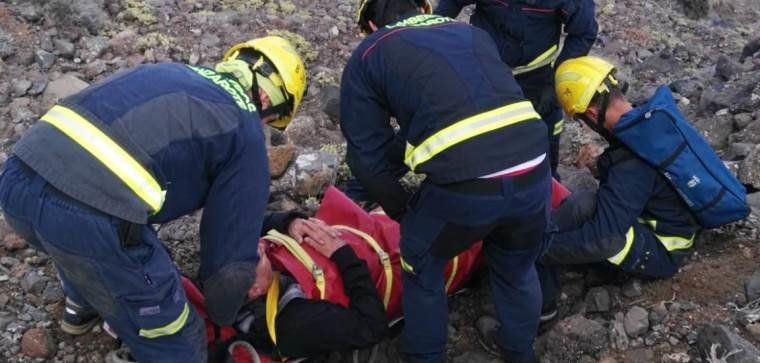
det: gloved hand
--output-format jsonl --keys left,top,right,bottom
{"left": 536, "top": 85, "right": 558, "bottom": 117}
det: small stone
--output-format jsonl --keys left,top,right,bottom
{"left": 649, "top": 301, "right": 668, "bottom": 325}
{"left": 734, "top": 113, "right": 754, "bottom": 130}
{"left": 19, "top": 4, "right": 42, "bottom": 22}
{"left": 42, "top": 75, "right": 89, "bottom": 108}
{"left": 610, "top": 312, "right": 630, "bottom": 351}
{"left": 0, "top": 312, "right": 14, "bottom": 330}
{"left": 622, "top": 279, "right": 643, "bottom": 298}
{"left": 85, "top": 60, "right": 108, "bottom": 79}
{"left": 41, "top": 284, "right": 63, "bottom": 304}
{"left": 3, "top": 233, "right": 27, "bottom": 251}
{"left": 452, "top": 350, "right": 501, "bottom": 363}
{"left": 267, "top": 144, "right": 296, "bottom": 178}
{"left": 189, "top": 52, "right": 200, "bottom": 65}
{"left": 584, "top": 287, "right": 611, "bottom": 313}
{"left": 624, "top": 348, "right": 654, "bottom": 363}
{"left": 28, "top": 80, "right": 47, "bottom": 96}
{"left": 34, "top": 50, "right": 56, "bottom": 69}
{"left": 746, "top": 323, "right": 760, "bottom": 340}
{"left": 320, "top": 84, "right": 341, "bottom": 123}
{"left": 21, "top": 328, "right": 57, "bottom": 359}
{"left": 53, "top": 39, "right": 75, "bottom": 59}
{"left": 0, "top": 256, "right": 21, "bottom": 267}
{"left": 745, "top": 270, "right": 760, "bottom": 301}
{"left": 669, "top": 336, "right": 680, "bottom": 345}
{"left": 329, "top": 26, "right": 340, "bottom": 37}
{"left": 624, "top": 306, "right": 650, "bottom": 338}
{"left": 663, "top": 352, "right": 691, "bottom": 363}
{"left": 0, "top": 294, "right": 9, "bottom": 307}
{"left": 80, "top": 36, "right": 110, "bottom": 63}
{"left": 11, "top": 79, "right": 32, "bottom": 97}
{"left": 292, "top": 151, "right": 339, "bottom": 198}
{"left": 475, "top": 315, "right": 500, "bottom": 340}
{"left": 20, "top": 272, "right": 47, "bottom": 296}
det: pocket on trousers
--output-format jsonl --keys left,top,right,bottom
{"left": 123, "top": 276, "right": 189, "bottom": 339}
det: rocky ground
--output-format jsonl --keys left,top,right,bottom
{"left": 0, "top": 0, "right": 759, "bottom": 362}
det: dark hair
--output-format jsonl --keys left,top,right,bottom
{"left": 363, "top": 0, "right": 420, "bottom": 29}
{"left": 588, "top": 82, "right": 624, "bottom": 111}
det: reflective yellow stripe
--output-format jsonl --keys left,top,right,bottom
{"left": 333, "top": 225, "right": 393, "bottom": 309}
{"left": 636, "top": 218, "right": 693, "bottom": 252}
{"left": 138, "top": 302, "right": 189, "bottom": 339}
{"left": 404, "top": 101, "right": 540, "bottom": 170}
{"left": 265, "top": 271, "right": 281, "bottom": 346}
{"left": 637, "top": 218, "right": 657, "bottom": 229}
{"left": 607, "top": 227, "right": 635, "bottom": 265}
{"left": 400, "top": 257, "right": 414, "bottom": 274}
{"left": 553, "top": 119, "right": 565, "bottom": 136}
{"left": 445, "top": 256, "right": 459, "bottom": 293}
{"left": 656, "top": 234, "right": 694, "bottom": 251}
{"left": 512, "top": 45, "right": 559, "bottom": 75}
{"left": 264, "top": 230, "right": 326, "bottom": 299}
{"left": 40, "top": 105, "right": 165, "bottom": 213}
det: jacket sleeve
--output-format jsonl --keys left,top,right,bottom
{"left": 340, "top": 55, "right": 410, "bottom": 221}
{"left": 274, "top": 245, "right": 388, "bottom": 358}
{"left": 434, "top": 0, "right": 475, "bottom": 18}
{"left": 556, "top": 0, "right": 598, "bottom": 65}
{"left": 543, "top": 155, "right": 657, "bottom": 265}
{"left": 260, "top": 211, "right": 307, "bottom": 235}
{"left": 198, "top": 119, "right": 269, "bottom": 326}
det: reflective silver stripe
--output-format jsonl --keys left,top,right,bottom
{"left": 513, "top": 45, "right": 559, "bottom": 75}
{"left": 404, "top": 101, "right": 539, "bottom": 170}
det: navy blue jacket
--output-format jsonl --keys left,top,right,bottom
{"left": 436, "top": 0, "right": 598, "bottom": 68}
{"left": 340, "top": 14, "right": 548, "bottom": 219}
{"left": 545, "top": 145, "right": 698, "bottom": 264}
{"left": 14, "top": 63, "right": 270, "bottom": 324}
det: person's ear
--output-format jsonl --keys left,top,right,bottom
{"left": 584, "top": 106, "right": 599, "bottom": 123}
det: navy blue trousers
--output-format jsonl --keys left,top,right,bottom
{"left": 399, "top": 161, "right": 552, "bottom": 363}
{"left": 0, "top": 157, "right": 206, "bottom": 362}
{"left": 539, "top": 191, "right": 683, "bottom": 305}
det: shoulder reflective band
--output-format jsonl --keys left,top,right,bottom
{"left": 138, "top": 302, "right": 189, "bottom": 339}
{"left": 404, "top": 101, "right": 540, "bottom": 171}
{"left": 512, "top": 45, "right": 559, "bottom": 76}
{"left": 445, "top": 256, "right": 459, "bottom": 293}
{"left": 607, "top": 227, "right": 635, "bottom": 265}
{"left": 265, "top": 271, "right": 281, "bottom": 346}
{"left": 553, "top": 118, "right": 565, "bottom": 136}
{"left": 264, "top": 230, "right": 326, "bottom": 299}
{"left": 40, "top": 105, "right": 165, "bottom": 213}
{"left": 333, "top": 225, "right": 393, "bottom": 309}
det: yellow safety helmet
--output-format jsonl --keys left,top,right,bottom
{"left": 555, "top": 56, "right": 619, "bottom": 117}
{"left": 223, "top": 36, "right": 307, "bottom": 129}
{"left": 357, "top": 0, "right": 432, "bottom": 34}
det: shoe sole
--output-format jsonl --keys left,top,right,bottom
{"left": 61, "top": 318, "right": 100, "bottom": 335}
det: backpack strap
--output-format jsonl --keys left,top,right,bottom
{"left": 332, "top": 225, "right": 393, "bottom": 309}
{"left": 265, "top": 272, "right": 281, "bottom": 346}
{"left": 263, "top": 230, "right": 326, "bottom": 299}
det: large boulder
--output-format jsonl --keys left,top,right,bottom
{"left": 41, "top": 75, "right": 89, "bottom": 110}
{"left": 696, "top": 324, "right": 760, "bottom": 363}
{"left": 536, "top": 315, "right": 609, "bottom": 361}
{"left": 696, "top": 114, "right": 734, "bottom": 150}
{"left": 21, "top": 328, "right": 57, "bottom": 359}
{"left": 738, "top": 145, "right": 760, "bottom": 189}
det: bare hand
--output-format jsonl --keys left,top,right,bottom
{"left": 287, "top": 218, "right": 345, "bottom": 257}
